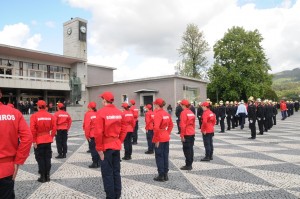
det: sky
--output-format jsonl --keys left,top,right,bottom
{"left": 0, "top": 0, "right": 299, "bottom": 81}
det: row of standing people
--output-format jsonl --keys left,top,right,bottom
{"left": 0, "top": 88, "right": 73, "bottom": 199}
{"left": 80, "top": 92, "right": 216, "bottom": 199}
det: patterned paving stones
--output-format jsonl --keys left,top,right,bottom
{"left": 15, "top": 112, "right": 300, "bottom": 199}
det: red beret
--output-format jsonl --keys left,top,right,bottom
{"left": 121, "top": 102, "right": 129, "bottom": 108}
{"left": 57, "top": 103, "right": 64, "bottom": 109}
{"left": 180, "top": 99, "right": 190, "bottom": 106}
{"left": 201, "top": 101, "right": 210, "bottom": 107}
{"left": 130, "top": 99, "right": 135, "bottom": 105}
{"left": 37, "top": 100, "right": 46, "bottom": 107}
{"left": 88, "top": 101, "right": 96, "bottom": 109}
{"left": 146, "top": 104, "right": 152, "bottom": 109}
{"left": 153, "top": 98, "right": 165, "bottom": 106}
{"left": 99, "top": 91, "right": 114, "bottom": 102}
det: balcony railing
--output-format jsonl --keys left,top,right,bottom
{"left": 0, "top": 74, "right": 69, "bottom": 83}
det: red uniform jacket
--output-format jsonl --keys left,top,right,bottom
{"left": 30, "top": 109, "right": 57, "bottom": 144}
{"left": 54, "top": 110, "right": 72, "bottom": 130}
{"left": 95, "top": 104, "right": 127, "bottom": 151}
{"left": 83, "top": 110, "right": 97, "bottom": 139}
{"left": 122, "top": 110, "right": 135, "bottom": 133}
{"left": 130, "top": 105, "right": 139, "bottom": 122}
{"left": 153, "top": 109, "right": 173, "bottom": 143}
{"left": 280, "top": 102, "right": 287, "bottom": 111}
{"left": 201, "top": 109, "right": 216, "bottom": 134}
{"left": 0, "top": 103, "right": 32, "bottom": 178}
{"left": 145, "top": 110, "right": 154, "bottom": 131}
{"left": 180, "top": 108, "right": 195, "bottom": 138}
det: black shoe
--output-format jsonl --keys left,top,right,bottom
{"left": 210, "top": 156, "right": 213, "bottom": 160}
{"left": 86, "top": 150, "right": 91, "bottom": 153}
{"left": 200, "top": 157, "right": 210, "bottom": 162}
{"left": 62, "top": 154, "right": 66, "bottom": 158}
{"left": 153, "top": 175, "right": 165, "bottom": 182}
{"left": 55, "top": 154, "right": 63, "bottom": 159}
{"left": 248, "top": 137, "right": 255, "bottom": 139}
{"left": 145, "top": 151, "right": 154, "bottom": 154}
{"left": 177, "top": 132, "right": 180, "bottom": 134}
{"left": 132, "top": 142, "right": 138, "bottom": 145}
{"left": 164, "top": 174, "right": 169, "bottom": 181}
{"left": 180, "top": 165, "right": 192, "bottom": 170}
{"left": 89, "top": 162, "right": 99, "bottom": 168}
{"left": 37, "top": 174, "right": 46, "bottom": 183}
{"left": 218, "top": 131, "right": 225, "bottom": 133}
{"left": 46, "top": 172, "right": 50, "bottom": 182}
{"left": 122, "top": 156, "right": 131, "bottom": 160}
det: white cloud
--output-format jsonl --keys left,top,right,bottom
{"left": 45, "top": 21, "right": 56, "bottom": 28}
{"left": 65, "top": 0, "right": 300, "bottom": 79}
{"left": 0, "top": 23, "right": 41, "bottom": 50}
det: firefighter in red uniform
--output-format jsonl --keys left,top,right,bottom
{"left": 83, "top": 101, "right": 100, "bottom": 168}
{"left": 144, "top": 104, "right": 155, "bottom": 154}
{"left": 179, "top": 99, "right": 195, "bottom": 170}
{"left": 54, "top": 103, "right": 72, "bottom": 159}
{"left": 121, "top": 102, "right": 135, "bottom": 160}
{"left": 129, "top": 99, "right": 139, "bottom": 145}
{"left": 30, "top": 100, "right": 57, "bottom": 183}
{"left": 95, "top": 91, "right": 126, "bottom": 199}
{"left": 0, "top": 89, "right": 32, "bottom": 198}
{"left": 152, "top": 98, "right": 174, "bottom": 182}
{"left": 200, "top": 101, "right": 216, "bottom": 162}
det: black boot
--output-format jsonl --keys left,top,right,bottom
{"left": 37, "top": 173, "right": 46, "bottom": 183}
{"left": 200, "top": 156, "right": 210, "bottom": 162}
{"left": 180, "top": 165, "right": 193, "bottom": 170}
{"left": 153, "top": 174, "right": 165, "bottom": 182}
{"left": 88, "top": 162, "right": 99, "bottom": 168}
{"left": 55, "top": 154, "right": 63, "bottom": 159}
{"left": 46, "top": 172, "right": 50, "bottom": 182}
{"left": 62, "top": 154, "right": 66, "bottom": 158}
{"left": 164, "top": 173, "right": 169, "bottom": 181}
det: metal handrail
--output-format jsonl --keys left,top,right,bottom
{"left": 0, "top": 74, "right": 69, "bottom": 83}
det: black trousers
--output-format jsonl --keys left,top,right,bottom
{"left": 257, "top": 118, "right": 264, "bottom": 134}
{"left": 220, "top": 117, "right": 225, "bottom": 132}
{"left": 132, "top": 121, "right": 139, "bottom": 143}
{"left": 56, "top": 130, "right": 68, "bottom": 155}
{"left": 226, "top": 116, "right": 231, "bottom": 130}
{"left": 273, "top": 116, "right": 276, "bottom": 125}
{"left": 124, "top": 132, "right": 133, "bottom": 158}
{"left": 198, "top": 117, "right": 202, "bottom": 129}
{"left": 36, "top": 143, "right": 52, "bottom": 175}
{"left": 0, "top": 176, "right": 15, "bottom": 199}
{"left": 249, "top": 119, "right": 256, "bottom": 138}
{"left": 202, "top": 133, "right": 214, "bottom": 158}
{"left": 100, "top": 150, "right": 121, "bottom": 199}
{"left": 176, "top": 119, "right": 181, "bottom": 133}
{"left": 182, "top": 135, "right": 195, "bottom": 167}
{"left": 146, "top": 130, "right": 154, "bottom": 152}
{"left": 88, "top": 138, "right": 100, "bottom": 163}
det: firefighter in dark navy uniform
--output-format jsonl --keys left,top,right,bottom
{"left": 218, "top": 100, "right": 226, "bottom": 133}
{"left": 256, "top": 98, "right": 264, "bottom": 135}
{"left": 247, "top": 96, "right": 256, "bottom": 139}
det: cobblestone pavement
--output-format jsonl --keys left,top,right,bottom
{"left": 16, "top": 112, "right": 300, "bottom": 199}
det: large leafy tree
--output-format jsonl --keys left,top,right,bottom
{"left": 176, "top": 24, "right": 209, "bottom": 79}
{"left": 208, "top": 26, "right": 273, "bottom": 101}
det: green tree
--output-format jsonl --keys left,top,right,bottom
{"left": 176, "top": 24, "right": 209, "bottom": 79}
{"left": 208, "top": 26, "right": 273, "bottom": 101}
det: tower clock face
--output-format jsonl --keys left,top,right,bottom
{"left": 80, "top": 26, "right": 86, "bottom": 33}
{"left": 67, "top": 27, "right": 72, "bottom": 35}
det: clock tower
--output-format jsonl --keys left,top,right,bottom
{"left": 63, "top": 17, "right": 87, "bottom": 60}
{"left": 63, "top": 17, "right": 88, "bottom": 113}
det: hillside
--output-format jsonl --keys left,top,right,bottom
{"left": 272, "top": 68, "right": 300, "bottom": 100}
